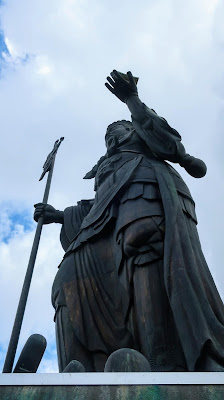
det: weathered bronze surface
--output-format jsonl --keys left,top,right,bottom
{"left": 13, "top": 335, "right": 46, "bottom": 373}
{"left": 34, "top": 70, "right": 224, "bottom": 372}
{"left": 1, "top": 382, "right": 224, "bottom": 400}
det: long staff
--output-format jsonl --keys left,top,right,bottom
{"left": 3, "top": 137, "right": 64, "bottom": 373}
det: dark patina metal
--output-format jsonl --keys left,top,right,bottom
{"left": 33, "top": 71, "right": 224, "bottom": 373}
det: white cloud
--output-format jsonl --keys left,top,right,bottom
{"left": 0, "top": 0, "right": 224, "bottom": 372}
{"left": 0, "top": 209, "right": 11, "bottom": 242}
{"left": 0, "top": 206, "right": 63, "bottom": 372}
{"left": 37, "top": 65, "right": 51, "bottom": 76}
{"left": 205, "top": 0, "right": 219, "bottom": 15}
{"left": 4, "top": 36, "right": 17, "bottom": 58}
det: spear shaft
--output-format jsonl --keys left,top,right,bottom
{"left": 3, "top": 138, "right": 63, "bottom": 373}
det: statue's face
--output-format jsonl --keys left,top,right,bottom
{"left": 107, "top": 123, "right": 129, "bottom": 137}
{"left": 105, "top": 122, "right": 132, "bottom": 150}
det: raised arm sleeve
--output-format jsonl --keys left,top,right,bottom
{"left": 125, "top": 94, "right": 183, "bottom": 161}
{"left": 128, "top": 96, "right": 206, "bottom": 178}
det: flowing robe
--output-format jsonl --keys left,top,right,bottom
{"left": 52, "top": 110, "right": 224, "bottom": 372}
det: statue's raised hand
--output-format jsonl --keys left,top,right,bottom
{"left": 34, "top": 203, "right": 64, "bottom": 224}
{"left": 105, "top": 70, "right": 138, "bottom": 103}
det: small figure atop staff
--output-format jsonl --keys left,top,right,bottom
{"left": 39, "top": 137, "right": 64, "bottom": 181}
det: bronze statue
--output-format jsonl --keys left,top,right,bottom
{"left": 34, "top": 70, "right": 224, "bottom": 372}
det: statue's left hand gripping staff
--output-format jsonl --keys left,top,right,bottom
{"left": 2, "top": 137, "right": 64, "bottom": 373}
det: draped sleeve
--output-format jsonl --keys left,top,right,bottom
{"left": 132, "top": 104, "right": 187, "bottom": 164}
{"left": 60, "top": 200, "right": 94, "bottom": 251}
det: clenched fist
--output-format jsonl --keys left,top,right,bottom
{"left": 34, "top": 203, "right": 64, "bottom": 224}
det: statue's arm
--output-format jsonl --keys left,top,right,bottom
{"left": 34, "top": 203, "right": 64, "bottom": 225}
{"left": 61, "top": 201, "right": 94, "bottom": 251}
{"left": 105, "top": 70, "right": 178, "bottom": 133}
{"left": 34, "top": 200, "right": 94, "bottom": 252}
{"left": 34, "top": 203, "right": 88, "bottom": 251}
{"left": 105, "top": 70, "right": 206, "bottom": 178}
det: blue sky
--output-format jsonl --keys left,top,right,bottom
{"left": 0, "top": 337, "right": 57, "bottom": 373}
{"left": 0, "top": 25, "right": 9, "bottom": 73}
{"left": 0, "top": 208, "right": 34, "bottom": 243}
{"left": 0, "top": 1, "right": 8, "bottom": 61}
{"left": 0, "top": 0, "right": 224, "bottom": 373}
{"left": 0, "top": 32, "right": 8, "bottom": 58}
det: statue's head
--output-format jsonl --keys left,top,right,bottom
{"left": 105, "top": 120, "right": 133, "bottom": 152}
{"left": 84, "top": 120, "right": 133, "bottom": 180}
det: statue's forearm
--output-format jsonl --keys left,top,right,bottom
{"left": 126, "top": 94, "right": 174, "bottom": 133}
{"left": 126, "top": 95, "right": 146, "bottom": 122}
{"left": 54, "top": 210, "right": 64, "bottom": 224}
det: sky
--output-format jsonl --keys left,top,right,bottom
{"left": 0, "top": 0, "right": 224, "bottom": 373}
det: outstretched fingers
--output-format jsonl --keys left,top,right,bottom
{"left": 105, "top": 69, "right": 137, "bottom": 102}
{"left": 105, "top": 82, "right": 116, "bottom": 94}
{"left": 107, "top": 76, "right": 115, "bottom": 85}
{"left": 111, "top": 70, "right": 127, "bottom": 84}
{"left": 127, "top": 71, "right": 135, "bottom": 86}
{"left": 111, "top": 70, "right": 121, "bottom": 81}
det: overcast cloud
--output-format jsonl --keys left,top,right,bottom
{"left": 0, "top": 0, "right": 224, "bottom": 372}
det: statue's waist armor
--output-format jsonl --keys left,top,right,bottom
{"left": 64, "top": 153, "right": 197, "bottom": 252}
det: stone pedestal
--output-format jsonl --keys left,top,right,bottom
{"left": 0, "top": 372, "right": 223, "bottom": 399}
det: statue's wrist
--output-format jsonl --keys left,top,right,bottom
{"left": 125, "top": 92, "right": 139, "bottom": 104}
{"left": 54, "top": 210, "right": 64, "bottom": 224}
{"left": 126, "top": 95, "right": 147, "bottom": 122}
